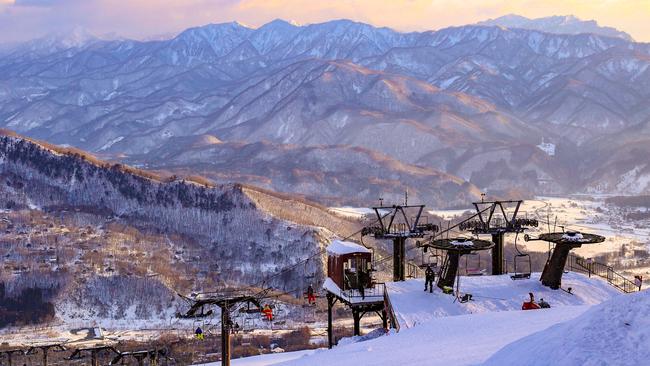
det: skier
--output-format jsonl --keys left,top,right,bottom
{"left": 424, "top": 265, "right": 435, "bottom": 293}
{"left": 262, "top": 304, "right": 273, "bottom": 321}
{"left": 195, "top": 326, "right": 204, "bottom": 340}
{"left": 539, "top": 298, "right": 551, "bottom": 309}
{"left": 307, "top": 284, "right": 316, "bottom": 305}
{"left": 522, "top": 292, "right": 541, "bottom": 310}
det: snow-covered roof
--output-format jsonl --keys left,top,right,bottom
{"left": 326, "top": 240, "right": 371, "bottom": 256}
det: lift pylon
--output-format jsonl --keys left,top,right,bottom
{"left": 177, "top": 290, "right": 261, "bottom": 366}
{"left": 456, "top": 200, "right": 538, "bottom": 275}
{"left": 362, "top": 204, "right": 438, "bottom": 281}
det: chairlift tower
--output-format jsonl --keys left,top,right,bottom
{"left": 458, "top": 200, "right": 538, "bottom": 275}
{"left": 177, "top": 290, "right": 262, "bottom": 366}
{"left": 362, "top": 204, "right": 438, "bottom": 281}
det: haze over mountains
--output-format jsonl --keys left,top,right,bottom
{"left": 477, "top": 14, "right": 634, "bottom": 41}
{"left": 1, "top": 15, "right": 649, "bottom": 205}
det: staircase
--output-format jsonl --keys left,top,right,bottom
{"left": 383, "top": 285, "right": 400, "bottom": 332}
{"left": 566, "top": 254, "right": 641, "bottom": 293}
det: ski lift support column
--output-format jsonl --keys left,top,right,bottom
{"left": 177, "top": 291, "right": 261, "bottom": 366}
{"left": 526, "top": 231, "right": 605, "bottom": 289}
{"left": 468, "top": 200, "right": 526, "bottom": 275}
{"left": 422, "top": 238, "right": 494, "bottom": 289}
{"left": 363, "top": 204, "right": 438, "bottom": 281}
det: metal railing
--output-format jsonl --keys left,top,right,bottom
{"left": 340, "top": 282, "right": 387, "bottom": 303}
{"left": 567, "top": 254, "right": 641, "bottom": 293}
{"left": 406, "top": 262, "right": 421, "bottom": 278}
{"left": 383, "top": 284, "right": 400, "bottom": 332}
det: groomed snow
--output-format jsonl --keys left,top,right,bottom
{"left": 200, "top": 349, "right": 317, "bottom": 365}
{"left": 276, "top": 306, "right": 590, "bottom": 366}
{"left": 483, "top": 290, "right": 650, "bottom": 366}
{"left": 198, "top": 272, "right": 628, "bottom": 366}
{"left": 387, "top": 272, "right": 618, "bottom": 328}
{"left": 326, "top": 240, "right": 371, "bottom": 256}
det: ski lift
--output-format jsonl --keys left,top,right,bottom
{"left": 465, "top": 252, "right": 485, "bottom": 276}
{"left": 511, "top": 233, "right": 531, "bottom": 280}
{"left": 303, "top": 304, "right": 317, "bottom": 323}
{"left": 303, "top": 259, "right": 318, "bottom": 304}
{"left": 418, "top": 242, "right": 440, "bottom": 269}
{"left": 239, "top": 301, "right": 261, "bottom": 314}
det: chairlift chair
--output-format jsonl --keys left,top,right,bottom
{"left": 419, "top": 245, "right": 440, "bottom": 269}
{"left": 511, "top": 233, "right": 532, "bottom": 280}
{"left": 465, "top": 252, "right": 485, "bottom": 276}
{"left": 511, "top": 253, "right": 532, "bottom": 280}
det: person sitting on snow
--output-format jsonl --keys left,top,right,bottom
{"left": 539, "top": 298, "right": 551, "bottom": 308}
{"left": 522, "top": 292, "right": 541, "bottom": 310}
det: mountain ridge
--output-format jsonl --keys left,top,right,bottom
{"left": 1, "top": 18, "right": 649, "bottom": 199}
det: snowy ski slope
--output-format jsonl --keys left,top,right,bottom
{"left": 205, "top": 272, "right": 626, "bottom": 366}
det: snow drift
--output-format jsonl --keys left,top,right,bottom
{"left": 483, "top": 289, "right": 650, "bottom": 366}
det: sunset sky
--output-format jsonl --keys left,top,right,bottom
{"left": 0, "top": 0, "right": 649, "bottom": 43}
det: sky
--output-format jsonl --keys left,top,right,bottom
{"left": 0, "top": 0, "right": 649, "bottom": 44}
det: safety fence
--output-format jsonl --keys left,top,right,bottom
{"left": 341, "top": 282, "right": 386, "bottom": 303}
{"left": 382, "top": 285, "right": 400, "bottom": 332}
{"left": 567, "top": 254, "right": 641, "bottom": 293}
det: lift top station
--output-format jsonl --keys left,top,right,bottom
{"left": 457, "top": 199, "right": 538, "bottom": 275}
{"left": 362, "top": 201, "right": 439, "bottom": 281}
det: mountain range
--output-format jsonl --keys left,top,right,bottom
{"left": 477, "top": 14, "right": 634, "bottom": 41}
{"left": 1, "top": 15, "right": 649, "bottom": 204}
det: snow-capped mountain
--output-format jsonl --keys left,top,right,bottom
{"left": 1, "top": 18, "right": 648, "bottom": 200}
{"left": 4, "top": 26, "right": 100, "bottom": 58}
{"left": 477, "top": 14, "right": 633, "bottom": 41}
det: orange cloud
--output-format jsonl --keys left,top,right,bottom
{"left": 0, "top": 0, "right": 648, "bottom": 43}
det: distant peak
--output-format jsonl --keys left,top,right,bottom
{"left": 231, "top": 21, "right": 251, "bottom": 29}
{"left": 266, "top": 19, "right": 297, "bottom": 27}
{"left": 477, "top": 14, "right": 633, "bottom": 41}
{"left": 21, "top": 26, "right": 98, "bottom": 51}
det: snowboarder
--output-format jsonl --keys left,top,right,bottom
{"left": 539, "top": 298, "right": 551, "bottom": 308}
{"left": 195, "top": 326, "right": 204, "bottom": 340}
{"left": 232, "top": 322, "right": 240, "bottom": 335}
{"left": 522, "top": 292, "right": 541, "bottom": 310}
{"left": 307, "top": 284, "right": 316, "bottom": 304}
{"left": 262, "top": 304, "right": 273, "bottom": 321}
{"left": 424, "top": 265, "right": 435, "bottom": 293}
{"left": 635, "top": 275, "right": 643, "bottom": 291}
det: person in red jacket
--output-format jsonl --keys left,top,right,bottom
{"left": 307, "top": 285, "right": 316, "bottom": 305}
{"left": 262, "top": 304, "right": 273, "bottom": 321}
{"left": 522, "top": 292, "right": 541, "bottom": 310}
